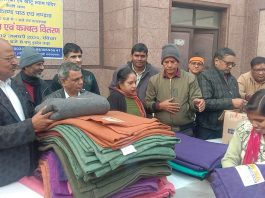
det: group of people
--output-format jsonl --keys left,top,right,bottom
{"left": 1, "top": 37, "right": 265, "bottom": 187}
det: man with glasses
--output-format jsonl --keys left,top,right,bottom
{"left": 188, "top": 56, "right": 205, "bottom": 75}
{"left": 0, "top": 39, "right": 54, "bottom": 186}
{"left": 13, "top": 46, "right": 51, "bottom": 107}
{"left": 237, "top": 56, "right": 265, "bottom": 101}
{"left": 196, "top": 47, "right": 246, "bottom": 140}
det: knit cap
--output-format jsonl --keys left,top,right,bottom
{"left": 19, "top": 46, "right": 44, "bottom": 68}
{"left": 161, "top": 44, "right": 180, "bottom": 64}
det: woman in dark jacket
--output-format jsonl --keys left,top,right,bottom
{"left": 108, "top": 67, "right": 146, "bottom": 117}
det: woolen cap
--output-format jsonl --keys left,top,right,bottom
{"left": 19, "top": 46, "right": 44, "bottom": 68}
{"left": 161, "top": 44, "right": 180, "bottom": 64}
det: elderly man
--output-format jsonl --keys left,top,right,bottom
{"left": 109, "top": 43, "right": 159, "bottom": 103}
{"left": 44, "top": 62, "right": 85, "bottom": 100}
{"left": 197, "top": 48, "right": 246, "bottom": 140}
{"left": 0, "top": 38, "right": 54, "bottom": 186}
{"left": 50, "top": 43, "right": 100, "bottom": 95}
{"left": 145, "top": 44, "right": 205, "bottom": 136}
{"left": 237, "top": 56, "right": 265, "bottom": 101}
{"left": 188, "top": 56, "right": 205, "bottom": 75}
{"left": 13, "top": 46, "right": 51, "bottom": 106}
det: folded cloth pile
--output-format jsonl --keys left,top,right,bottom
{"left": 37, "top": 111, "right": 179, "bottom": 198}
{"left": 46, "top": 111, "right": 175, "bottom": 149}
{"left": 170, "top": 133, "right": 228, "bottom": 179}
{"left": 210, "top": 164, "right": 265, "bottom": 198}
{"left": 35, "top": 92, "right": 110, "bottom": 120}
{"left": 39, "top": 151, "right": 73, "bottom": 198}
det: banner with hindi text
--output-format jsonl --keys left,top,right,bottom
{"left": 0, "top": 0, "right": 63, "bottom": 59}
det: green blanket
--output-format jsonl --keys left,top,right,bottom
{"left": 169, "top": 161, "right": 208, "bottom": 180}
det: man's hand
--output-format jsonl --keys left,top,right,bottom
{"left": 159, "top": 98, "right": 180, "bottom": 114}
{"left": 32, "top": 107, "right": 55, "bottom": 132}
{"left": 193, "top": 98, "right": 205, "bottom": 112}
{"left": 245, "top": 93, "right": 253, "bottom": 101}
{"left": 232, "top": 98, "right": 247, "bottom": 109}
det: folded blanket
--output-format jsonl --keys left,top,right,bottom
{"left": 108, "top": 177, "right": 159, "bottom": 198}
{"left": 35, "top": 92, "right": 110, "bottom": 120}
{"left": 169, "top": 161, "right": 208, "bottom": 179}
{"left": 44, "top": 150, "right": 72, "bottom": 197}
{"left": 175, "top": 133, "right": 227, "bottom": 171}
{"left": 38, "top": 129, "right": 176, "bottom": 180}
{"left": 46, "top": 111, "right": 175, "bottom": 149}
{"left": 39, "top": 143, "right": 172, "bottom": 198}
{"left": 210, "top": 164, "right": 265, "bottom": 198}
{"left": 134, "top": 177, "right": 175, "bottom": 198}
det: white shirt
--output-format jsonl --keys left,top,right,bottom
{"left": 64, "top": 89, "right": 81, "bottom": 98}
{"left": 0, "top": 79, "right": 25, "bottom": 121}
{"left": 132, "top": 64, "right": 146, "bottom": 86}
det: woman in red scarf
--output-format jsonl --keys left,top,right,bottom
{"left": 222, "top": 89, "right": 265, "bottom": 167}
{"left": 108, "top": 67, "right": 146, "bottom": 117}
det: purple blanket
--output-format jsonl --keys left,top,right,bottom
{"left": 42, "top": 150, "right": 73, "bottom": 198}
{"left": 108, "top": 177, "right": 159, "bottom": 198}
{"left": 175, "top": 133, "right": 227, "bottom": 171}
{"left": 210, "top": 165, "right": 265, "bottom": 198}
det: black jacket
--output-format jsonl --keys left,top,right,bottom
{"left": 13, "top": 72, "right": 51, "bottom": 106}
{"left": 197, "top": 66, "right": 241, "bottom": 132}
{"left": 107, "top": 89, "right": 127, "bottom": 112}
{"left": 0, "top": 79, "right": 38, "bottom": 186}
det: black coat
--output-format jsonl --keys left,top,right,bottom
{"left": 0, "top": 79, "right": 38, "bottom": 186}
{"left": 107, "top": 89, "right": 127, "bottom": 112}
{"left": 13, "top": 72, "right": 51, "bottom": 106}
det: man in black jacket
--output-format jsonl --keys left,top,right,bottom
{"left": 50, "top": 43, "right": 100, "bottom": 95}
{"left": 196, "top": 48, "right": 246, "bottom": 139}
{"left": 0, "top": 38, "right": 54, "bottom": 186}
{"left": 13, "top": 46, "right": 51, "bottom": 107}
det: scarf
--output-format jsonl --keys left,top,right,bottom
{"left": 243, "top": 127, "right": 261, "bottom": 165}
{"left": 21, "top": 71, "right": 42, "bottom": 106}
{"left": 114, "top": 87, "right": 146, "bottom": 117}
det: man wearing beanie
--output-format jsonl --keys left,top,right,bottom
{"left": 145, "top": 44, "right": 205, "bottom": 136}
{"left": 13, "top": 46, "right": 51, "bottom": 107}
{"left": 188, "top": 56, "right": 205, "bottom": 75}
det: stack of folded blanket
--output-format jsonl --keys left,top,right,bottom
{"left": 169, "top": 133, "right": 228, "bottom": 179}
{"left": 35, "top": 111, "right": 178, "bottom": 198}
{"left": 210, "top": 164, "right": 265, "bottom": 198}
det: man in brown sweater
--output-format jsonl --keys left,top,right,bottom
{"left": 145, "top": 44, "right": 205, "bottom": 136}
{"left": 237, "top": 56, "right": 265, "bottom": 101}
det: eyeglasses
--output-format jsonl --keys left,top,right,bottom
{"left": 252, "top": 68, "right": 265, "bottom": 73}
{"left": 0, "top": 55, "right": 17, "bottom": 63}
{"left": 221, "top": 59, "right": 236, "bottom": 67}
{"left": 190, "top": 62, "right": 203, "bottom": 67}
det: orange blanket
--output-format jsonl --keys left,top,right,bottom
{"left": 46, "top": 111, "right": 174, "bottom": 149}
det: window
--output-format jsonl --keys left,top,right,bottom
{"left": 171, "top": 7, "right": 193, "bottom": 26}
{"left": 195, "top": 10, "right": 219, "bottom": 28}
{"left": 171, "top": 7, "right": 220, "bottom": 28}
